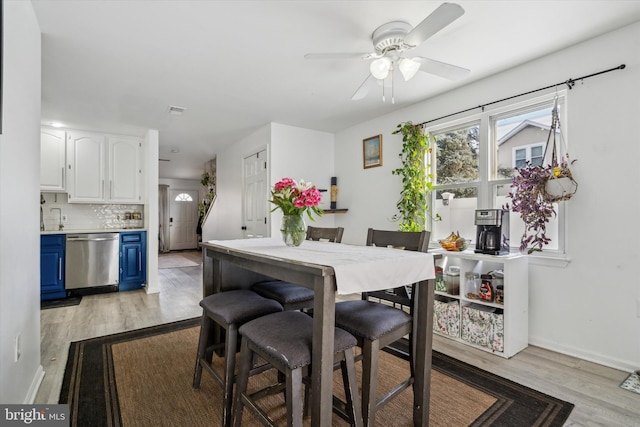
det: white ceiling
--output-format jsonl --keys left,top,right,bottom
{"left": 31, "top": 1, "right": 640, "bottom": 180}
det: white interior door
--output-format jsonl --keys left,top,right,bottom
{"left": 169, "top": 189, "right": 199, "bottom": 250}
{"left": 242, "top": 150, "right": 269, "bottom": 238}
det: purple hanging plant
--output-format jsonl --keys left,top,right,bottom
{"left": 505, "top": 154, "right": 577, "bottom": 254}
{"left": 504, "top": 162, "right": 556, "bottom": 254}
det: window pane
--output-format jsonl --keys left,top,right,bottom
{"left": 433, "top": 187, "right": 478, "bottom": 244}
{"left": 434, "top": 125, "right": 479, "bottom": 185}
{"left": 530, "top": 145, "right": 544, "bottom": 166}
{"left": 514, "top": 149, "right": 526, "bottom": 168}
{"left": 175, "top": 193, "right": 193, "bottom": 202}
{"left": 495, "top": 105, "right": 553, "bottom": 179}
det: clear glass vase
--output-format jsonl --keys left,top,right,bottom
{"left": 281, "top": 215, "right": 306, "bottom": 247}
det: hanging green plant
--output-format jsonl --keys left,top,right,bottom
{"left": 199, "top": 171, "right": 216, "bottom": 220}
{"left": 391, "top": 121, "right": 436, "bottom": 232}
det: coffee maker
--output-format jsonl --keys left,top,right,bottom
{"left": 474, "top": 209, "right": 509, "bottom": 255}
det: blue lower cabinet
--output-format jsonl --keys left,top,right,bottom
{"left": 41, "top": 235, "right": 66, "bottom": 300}
{"left": 119, "top": 231, "right": 147, "bottom": 291}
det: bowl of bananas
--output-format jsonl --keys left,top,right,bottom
{"left": 438, "top": 231, "right": 469, "bottom": 252}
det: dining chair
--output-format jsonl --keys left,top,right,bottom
{"left": 232, "top": 311, "right": 363, "bottom": 427}
{"left": 333, "top": 228, "right": 430, "bottom": 426}
{"left": 192, "top": 290, "right": 284, "bottom": 427}
{"left": 251, "top": 226, "right": 344, "bottom": 311}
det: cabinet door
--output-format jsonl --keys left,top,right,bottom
{"left": 40, "top": 129, "right": 66, "bottom": 192}
{"left": 41, "top": 235, "right": 66, "bottom": 300}
{"left": 67, "top": 132, "right": 106, "bottom": 202}
{"left": 119, "top": 232, "right": 147, "bottom": 290}
{"left": 109, "top": 136, "right": 142, "bottom": 203}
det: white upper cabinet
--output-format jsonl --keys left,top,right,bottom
{"left": 108, "top": 136, "right": 142, "bottom": 203}
{"left": 40, "top": 128, "right": 66, "bottom": 192}
{"left": 66, "top": 131, "right": 143, "bottom": 204}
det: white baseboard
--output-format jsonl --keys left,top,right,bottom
{"left": 24, "top": 365, "right": 45, "bottom": 404}
{"left": 530, "top": 335, "right": 638, "bottom": 373}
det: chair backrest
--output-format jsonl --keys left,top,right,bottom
{"left": 363, "top": 228, "right": 430, "bottom": 306}
{"left": 365, "top": 228, "right": 429, "bottom": 252}
{"left": 306, "top": 226, "right": 344, "bottom": 243}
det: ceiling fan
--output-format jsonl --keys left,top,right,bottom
{"left": 305, "top": 2, "right": 470, "bottom": 103}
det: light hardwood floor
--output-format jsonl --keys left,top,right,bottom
{"left": 35, "top": 251, "right": 639, "bottom": 426}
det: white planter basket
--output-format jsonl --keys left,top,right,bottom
{"left": 545, "top": 176, "right": 577, "bottom": 201}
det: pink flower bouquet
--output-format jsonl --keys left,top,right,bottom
{"left": 269, "top": 178, "right": 323, "bottom": 220}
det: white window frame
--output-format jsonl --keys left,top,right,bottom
{"left": 426, "top": 91, "right": 570, "bottom": 261}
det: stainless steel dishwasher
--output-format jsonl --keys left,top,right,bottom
{"left": 65, "top": 233, "right": 120, "bottom": 289}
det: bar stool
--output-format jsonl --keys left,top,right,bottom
{"left": 192, "top": 289, "right": 283, "bottom": 427}
{"left": 233, "top": 311, "right": 363, "bottom": 427}
{"left": 251, "top": 226, "right": 344, "bottom": 311}
{"left": 333, "top": 228, "right": 430, "bottom": 426}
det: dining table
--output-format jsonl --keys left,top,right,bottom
{"left": 201, "top": 237, "right": 436, "bottom": 426}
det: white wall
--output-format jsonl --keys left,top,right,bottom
{"left": 158, "top": 178, "right": 201, "bottom": 191}
{"left": 0, "top": 1, "right": 43, "bottom": 403}
{"left": 269, "top": 123, "right": 335, "bottom": 236}
{"left": 334, "top": 22, "right": 640, "bottom": 371}
{"left": 144, "top": 130, "right": 160, "bottom": 294}
{"left": 203, "top": 123, "right": 336, "bottom": 241}
{"left": 203, "top": 124, "right": 270, "bottom": 241}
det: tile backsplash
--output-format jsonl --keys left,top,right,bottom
{"left": 40, "top": 193, "right": 144, "bottom": 231}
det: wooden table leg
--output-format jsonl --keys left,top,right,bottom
{"left": 310, "top": 275, "right": 336, "bottom": 426}
{"left": 413, "top": 278, "right": 435, "bottom": 426}
{"left": 202, "top": 248, "right": 215, "bottom": 298}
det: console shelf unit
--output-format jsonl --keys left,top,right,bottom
{"left": 432, "top": 250, "right": 528, "bottom": 358}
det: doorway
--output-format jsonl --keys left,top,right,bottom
{"left": 169, "top": 189, "right": 199, "bottom": 250}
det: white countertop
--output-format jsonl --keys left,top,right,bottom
{"left": 41, "top": 228, "right": 147, "bottom": 235}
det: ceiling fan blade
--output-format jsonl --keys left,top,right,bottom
{"left": 403, "top": 3, "right": 465, "bottom": 47}
{"left": 415, "top": 57, "right": 470, "bottom": 80}
{"left": 351, "top": 74, "right": 375, "bottom": 100}
{"left": 304, "top": 52, "right": 376, "bottom": 60}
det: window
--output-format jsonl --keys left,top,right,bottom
{"left": 428, "top": 93, "right": 567, "bottom": 254}
{"left": 174, "top": 193, "right": 193, "bottom": 202}
{"left": 513, "top": 144, "right": 544, "bottom": 168}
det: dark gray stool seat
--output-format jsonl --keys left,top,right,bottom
{"left": 233, "top": 311, "right": 363, "bottom": 427}
{"left": 334, "top": 300, "right": 412, "bottom": 341}
{"left": 193, "top": 290, "right": 283, "bottom": 427}
{"left": 251, "top": 280, "right": 315, "bottom": 311}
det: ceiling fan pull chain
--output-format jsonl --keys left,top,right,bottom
{"left": 391, "top": 65, "right": 395, "bottom": 104}
{"left": 382, "top": 76, "right": 386, "bottom": 103}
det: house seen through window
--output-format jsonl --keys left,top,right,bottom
{"left": 428, "top": 93, "right": 567, "bottom": 253}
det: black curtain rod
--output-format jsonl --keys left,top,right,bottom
{"left": 419, "top": 63, "right": 626, "bottom": 127}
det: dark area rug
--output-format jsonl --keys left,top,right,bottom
{"left": 40, "top": 296, "right": 82, "bottom": 310}
{"left": 59, "top": 318, "right": 573, "bottom": 426}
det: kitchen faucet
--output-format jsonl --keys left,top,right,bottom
{"left": 50, "top": 207, "right": 64, "bottom": 230}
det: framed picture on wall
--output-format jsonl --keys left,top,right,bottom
{"left": 363, "top": 134, "right": 382, "bottom": 169}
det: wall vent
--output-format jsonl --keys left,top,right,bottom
{"left": 167, "top": 105, "right": 186, "bottom": 116}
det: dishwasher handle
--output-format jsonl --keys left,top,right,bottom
{"left": 67, "top": 235, "right": 119, "bottom": 241}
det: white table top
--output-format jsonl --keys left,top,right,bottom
{"left": 207, "top": 237, "right": 435, "bottom": 295}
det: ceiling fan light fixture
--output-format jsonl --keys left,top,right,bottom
{"left": 399, "top": 57, "right": 420, "bottom": 81}
{"left": 370, "top": 57, "right": 392, "bottom": 80}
